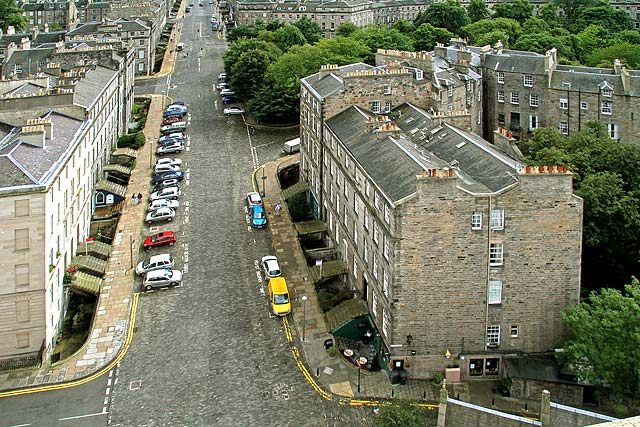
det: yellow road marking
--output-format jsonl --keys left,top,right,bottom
{"left": 0, "top": 293, "right": 140, "bottom": 398}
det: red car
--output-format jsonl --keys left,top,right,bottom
{"left": 162, "top": 117, "right": 182, "bottom": 126}
{"left": 143, "top": 231, "right": 176, "bottom": 250}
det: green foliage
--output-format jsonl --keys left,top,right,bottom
{"left": 585, "top": 42, "right": 640, "bottom": 69}
{"left": 492, "top": 0, "right": 533, "bottom": 24}
{"left": 226, "top": 24, "right": 257, "bottom": 42}
{"left": 414, "top": 1, "right": 470, "bottom": 36}
{"left": 373, "top": 401, "right": 435, "bottom": 427}
{"left": 539, "top": 3, "right": 561, "bottom": 27}
{"left": 572, "top": 3, "right": 634, "bottom": 34}
{"left": 432, "top": 371, "right": 443, "bottom": 384}
{"left": 327, "top": 346, "right": 338, "bottom": 357}
{"left": 273, "top": 24, "right": 307, "bottom": 52}
{"left": 117, "top": 131, "right": 145, "bottom": 149}
{"left": 351, "top": 25, "right": 414, "bottom": 62}
{"left": 223, "top": 39, "right": 282, "bottom": 98}
{"left": 315, "top": 36, "right": 371, "bottom": 65}
{"left": 292, "top": 17, "right": 321, "bottom": 44}
{"left": 552, "top": 0, "right": 598, "bottom": 24}
{"left": 391, "top": 19, "right": 415, "bottom": 35}
{"left": 576, "top": 25, "right": 611, "bottom": 56}
{"left": 412, "top": 24, "right": 453, "bottom": 52}
{"left": 462, "top": 18, "right": 522, "bottom": 47}
{"left": 466, "top": 0, "right": 489, "bottom": 23}
{"left": 561, "top": 279, "right": 640, "bottom": 401}
{"left": 336, "top": 22, "right": 358, "bottom": 37}
{"left": 0, "top": 0, "right": 27, "bottom": 32}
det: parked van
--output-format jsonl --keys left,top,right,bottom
{"left": 268, "top": 277, "right": 291, "bottom": 316}
{"left": 161, "top": 122, "right": 187, "bottom": 134}
{"left": 281, "top": 137, "right": 300, "bottom": 155}
{"left": 176, "top": 42, "right": 184, "bottom": 51}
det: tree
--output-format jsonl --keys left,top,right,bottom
{"left": 572, "top": 2, "right": 634, "bottom": 33}
{"left": 223, "top": 39, "right": 282, "bottom": 98}
{"left": 226, "top": 25, "right": 257, "bottom": 42}
{"left": 373, "top": 401, "right": 435, "bottom": 427}
{"left": 492, "top": 0, "right": 533, "bottom": 24}
{"left": 539, "top": 2, "right": 561, "bottom": 28}
{"left": 336, "top": 22, "right": 358, "bottom": 37}
{"left": 352, "top": 25, "right": 414, "bottom": 62}
{"left": 0, "top": 0, "right": 27, "bottom": 32}
{"left": 414, "top": 1, "right": 470, "bottom": 36}
{"left": 552, "top": 0, "right": 598, "bottom": 24}
{"left": 522, "top": 17, "right": 551, "bottom": 35}
{"left": 411, "top": 24, "right": 453, "bottom": 52}
{"left": 462, "top": 18, "right": 522, "bottom": 47}
{"left": 391, "top": 19, "right": 415, "bottom": 35}
{"left": 586, "top": 42, "right": 640, "bottom": 69}
{"left": 273, "top": 24, "right": 307, "bottom": 51}
{"left": 561, "top": 279, "right": 640, "bottom": 402}
{"left": 293, "top": 17, "right": 321, "bottom": 44}
{"left": 316, "top": 36, "right": 371, "bottom": 65}
{"left": 576, "top": 25, "right": 611, "bottom": 59}
{"left": 466, "top": 0, "right": 489, "bottom": 23}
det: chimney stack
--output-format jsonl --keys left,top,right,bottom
{"left": 20, "top": 37, "right": 31, "bottom": 50}
{"left": 21, "top": 125, "right": 46, "bottom": 148}
{"left": 26, "top": 118, "right": 53, "bottom": 139}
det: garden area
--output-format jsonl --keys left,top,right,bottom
{"left": 51, "top": 293, "right": 96, "bottom": 363}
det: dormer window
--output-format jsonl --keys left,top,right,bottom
{"left": 602, "top": 88, "right": 613, "bottom": 97}
{"left": 415, "top": 69, "right": 423, "bottom": 81}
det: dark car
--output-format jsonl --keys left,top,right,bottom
{"left": 143, "top": 231, "right": 177, "bottom": 250}
{"left": 153, "top": 179, "right": 180, "bottom": 192}
{"left": 222, "top": 96, "right": 240, "bottom": 104}
{"left": 162, "top": 117, "right": 183, "bottom": 126}
{"left": 151, "top": 171, "right": 185, "bottom": 183}
{"left": 163, "top": 110, "right": 186, "bottom": 119}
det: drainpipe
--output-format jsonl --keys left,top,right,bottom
{"left": 484, "top": 195, "right": 493, "bottom": 352}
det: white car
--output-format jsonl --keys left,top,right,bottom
{"left": 150, "top": 187, "right": 181, "bottom": 201}
{"left": 224, "top": 107, "right": 245, "bottom": 115}
{"left": 156, "top": 157, "right": 183, "bottom": 167}
{"left": 155, "top": 163, "right": 181, "bottom": 174}
{"left": 145, "top": 207, "right": 176, "bottom": 224}
{"left": 261, "top": 255, "right": 281, "bottom": 279}
{"left": 148, "top": 199, "right": 180, "bottom": 211}
{"left": 246, "top": 191, "right": 262, "bottom": 208}
{"left": 157, "top": 142, "right": 184, "bottom": 155}
{"left": 158, "top": 132, "right": 185, "bottom": 143}
{"left": 218, "top": 72, "right": 226, "bottom": 80}
{"left": 136, "top": 254, "right": 175, "bottom": 275}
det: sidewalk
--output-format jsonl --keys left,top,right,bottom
{"left": 255, "top": 156, "right": 440, "bottom": 403}
{"left": 0, "top": 94, "right": 167, "bottom": 395}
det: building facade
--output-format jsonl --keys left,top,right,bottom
{"left": 0, "top": 62, "right": 133, "bottom": 364}
{"left": 20, "top": 0, "right": 78, "bottom": 31}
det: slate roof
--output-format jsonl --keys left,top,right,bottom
{"left": 67, "top": 22, "right": 101, "bottom": 36}
{"left": 72, "top": 66, "right": 118, "bottom": 108}
{"left": 483, "top": 50, "right": 546, "bottom": 75}
{"left": 3, "top": 82, "right": 50, "bottom": 96}
{"left": 0, "top": 111, "right": 83, "bottom": 188}
{"left": 34, "top": 31, "right": 66, "bottom": 44}
{"left": 326, "top": 103, "right": 522, "bottom": 203}
{"left": 6, "top": 48, "right": 55, "bottom": 69}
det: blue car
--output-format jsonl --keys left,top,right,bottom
{"left": 151, "top": 171, "right": 185, "bottom": 183}
{"left": 250, "top": 205, "right": 267, "bottom": 229}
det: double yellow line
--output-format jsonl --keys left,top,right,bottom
{"left": 0, "top": 293, "right": 140, "bottom": 398}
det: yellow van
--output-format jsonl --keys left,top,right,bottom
{"left": 268, "top": 277, "right": 291, "bottom": 316}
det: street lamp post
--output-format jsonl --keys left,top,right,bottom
{"left": 301, "top": 295, "right": 308, "bottom": 342}
{"left": 149, "top": 138, "right": 153, "bottom": 168}
{"left": 129, "top": 233, "right": 134, "bottom": 269}
{"left": 261, "top": 167, "right": 267, "bottom": 197}
{"left": 356, "top": 356, "right": 367, "bottom": 394}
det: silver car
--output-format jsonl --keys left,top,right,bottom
{"left": 136, "top": 254, "right": 174, "bottom": 275}
{"left": 155, "top": 163, "right": 181, "bottom": 174}
{"left": 157, "top": 142, "right": 183, "bottom": 155}
{"left": 148, "top": 199, "right": 180, "bottom": 211}
{"left": 150, "top": 187, "right": 181, "bottom": 201}
{"left": 143, "top": 268, "right": 183, "bottom": 290}
{"left": 145, "top": 207, "right": 176, "bottom": 224}
{"left": 156, "top": 158, "right": 183, "bottom": 167}
{"left": 261, "top": 255, "right": 281, "bottom": 279}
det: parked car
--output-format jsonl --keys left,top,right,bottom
{"left": 158, "top": 132, "right": 185, "bottom": 143}
{"left": 161, "top": 122, "right": 187, "bottom": 134}
{"left": 224, "top": 107, "right": 245, "bottom": 115}
{"left": 154, "top": 163, "right": 181, "bottom": 174}
{"left": 261, "top": 255, "right": 281, "bottom": 279}
{"left": 143, "top": 231, "right": 176, "bottom": 249}
{"left": 162, "top": 117, "right": 183, "bottom": 125}
{"left": 217, "top": 82, "right": 229, "bottom": 91}
{"left": 268, "top": 277, "right": 291, "bottom": 316}
{"left": 171, "top": 101, "right": 186, "bottom": 106}
{"left": 136, "top": 253, "right": 175, "bottom": 275}
{"left": 150, "top": 187, "right": 181, "bottom": 201}
{"left": 156, "top": 157, "right": 183, "bottom": 167}
{"left": 246, "top": 191, "right": 262, "bottom": 208}
{"left": 166, "top": 102, "right": 187, "bottom": 110}
{"left": 163, "top": 110, "right": 186, "bottom": 119}
{"left": 143, "top": 268, "right": 183, "bottom": 290}
{"left": 146, "top": 207, "right": 176, "bottom": 224}
{"left": 151, "top": 171, "right": 184, "bottom": 183}
{"left": 249, "top": 205, "right": 267, "bottom": 228}
{"left": 158, "top": 137, "right": 186, "bottom": 147}
{"left": 217, "top": 72, "right": 226, "bottom": 81}
{"left": 157, "top": 142, "right": 184, "bottom": 155}
{"left": 152, "top": 179, "right": 179, "bottom": 191}
{"left": 220, "top": 89, "right": 235, "bottom": 97}
{"left": 148, "top": 198, "right": 180, "bottom": 211}
{"left": 210, "top": 17, "right": 217, "bottom": 23}
{"left": 185, "top": 6, "right": 191, "bottom": 12}
{"left": 222, "top": 96, "right": 240, "bottom": 104}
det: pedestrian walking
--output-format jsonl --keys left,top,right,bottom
{"left": 131, "top": 194, "right": 136, "bottom": 205}
{"left": 137, "top": 193, "right": 142, "bottom": 204}
{"left": 275, "top": 202, "right": 282, "bottom": 216}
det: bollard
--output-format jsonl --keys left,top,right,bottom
{"left": 423, "top": 391, "right": 426, "bottom": 400}
{"left": 391, "top": 389, "right": 394, "bottom": 398}
{"left": 525, "top": 403, "right": 528, "bottom": 411}
{"left": 492, "top": 398, "right": 495, "bottom": 406}
{"left": 456, "top": 393, "right": 459, "bottom": 400}
{"left": 316, "top": 368, "right": 320, "bottom": 376}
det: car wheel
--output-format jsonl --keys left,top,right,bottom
{"left": 170, "top": 282, "right": 178, "bottom": 287}
{"left": 145, "top": 285, "right": 153, "bottom": 291}
{"left": 169, "top": 241, "right": 175, "bottom": 246}
{"left": 147, "top": 220, "right": 153, "bottom": 225}
{"left": 167, "top": 217, "right": 173, "bottom": 222}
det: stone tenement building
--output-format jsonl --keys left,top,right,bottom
{"left": 0, "top": 60, "right": 133, "bottom": 366}
{"left": 300, "top": 100, "right": 583, "bottom": 380}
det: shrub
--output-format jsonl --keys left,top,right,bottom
{"left": 327, "top": 346, "right": 338, "bottom": 357}
{"left": 432, "top": 371, "right": 443, "bottom": 384}
{"left": 117, "top": 131, "right": 146, "bottom": 149}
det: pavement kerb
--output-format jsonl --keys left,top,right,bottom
{"left": 0, "top": 294, "right": 140, "bottom": 398}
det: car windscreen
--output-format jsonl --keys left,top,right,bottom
{"left": 274, "top": 293, "right": 289, "bottom": 305}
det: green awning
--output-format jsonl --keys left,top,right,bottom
{"left": 67, "top": 271, "right": 102, "bottom": 296}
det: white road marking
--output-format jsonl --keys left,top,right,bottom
{"left": 59, "top": 411, "right": 107, "bottom": 421}
{"left": 8, "top": 424, "right": 32, "bottom": 427}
